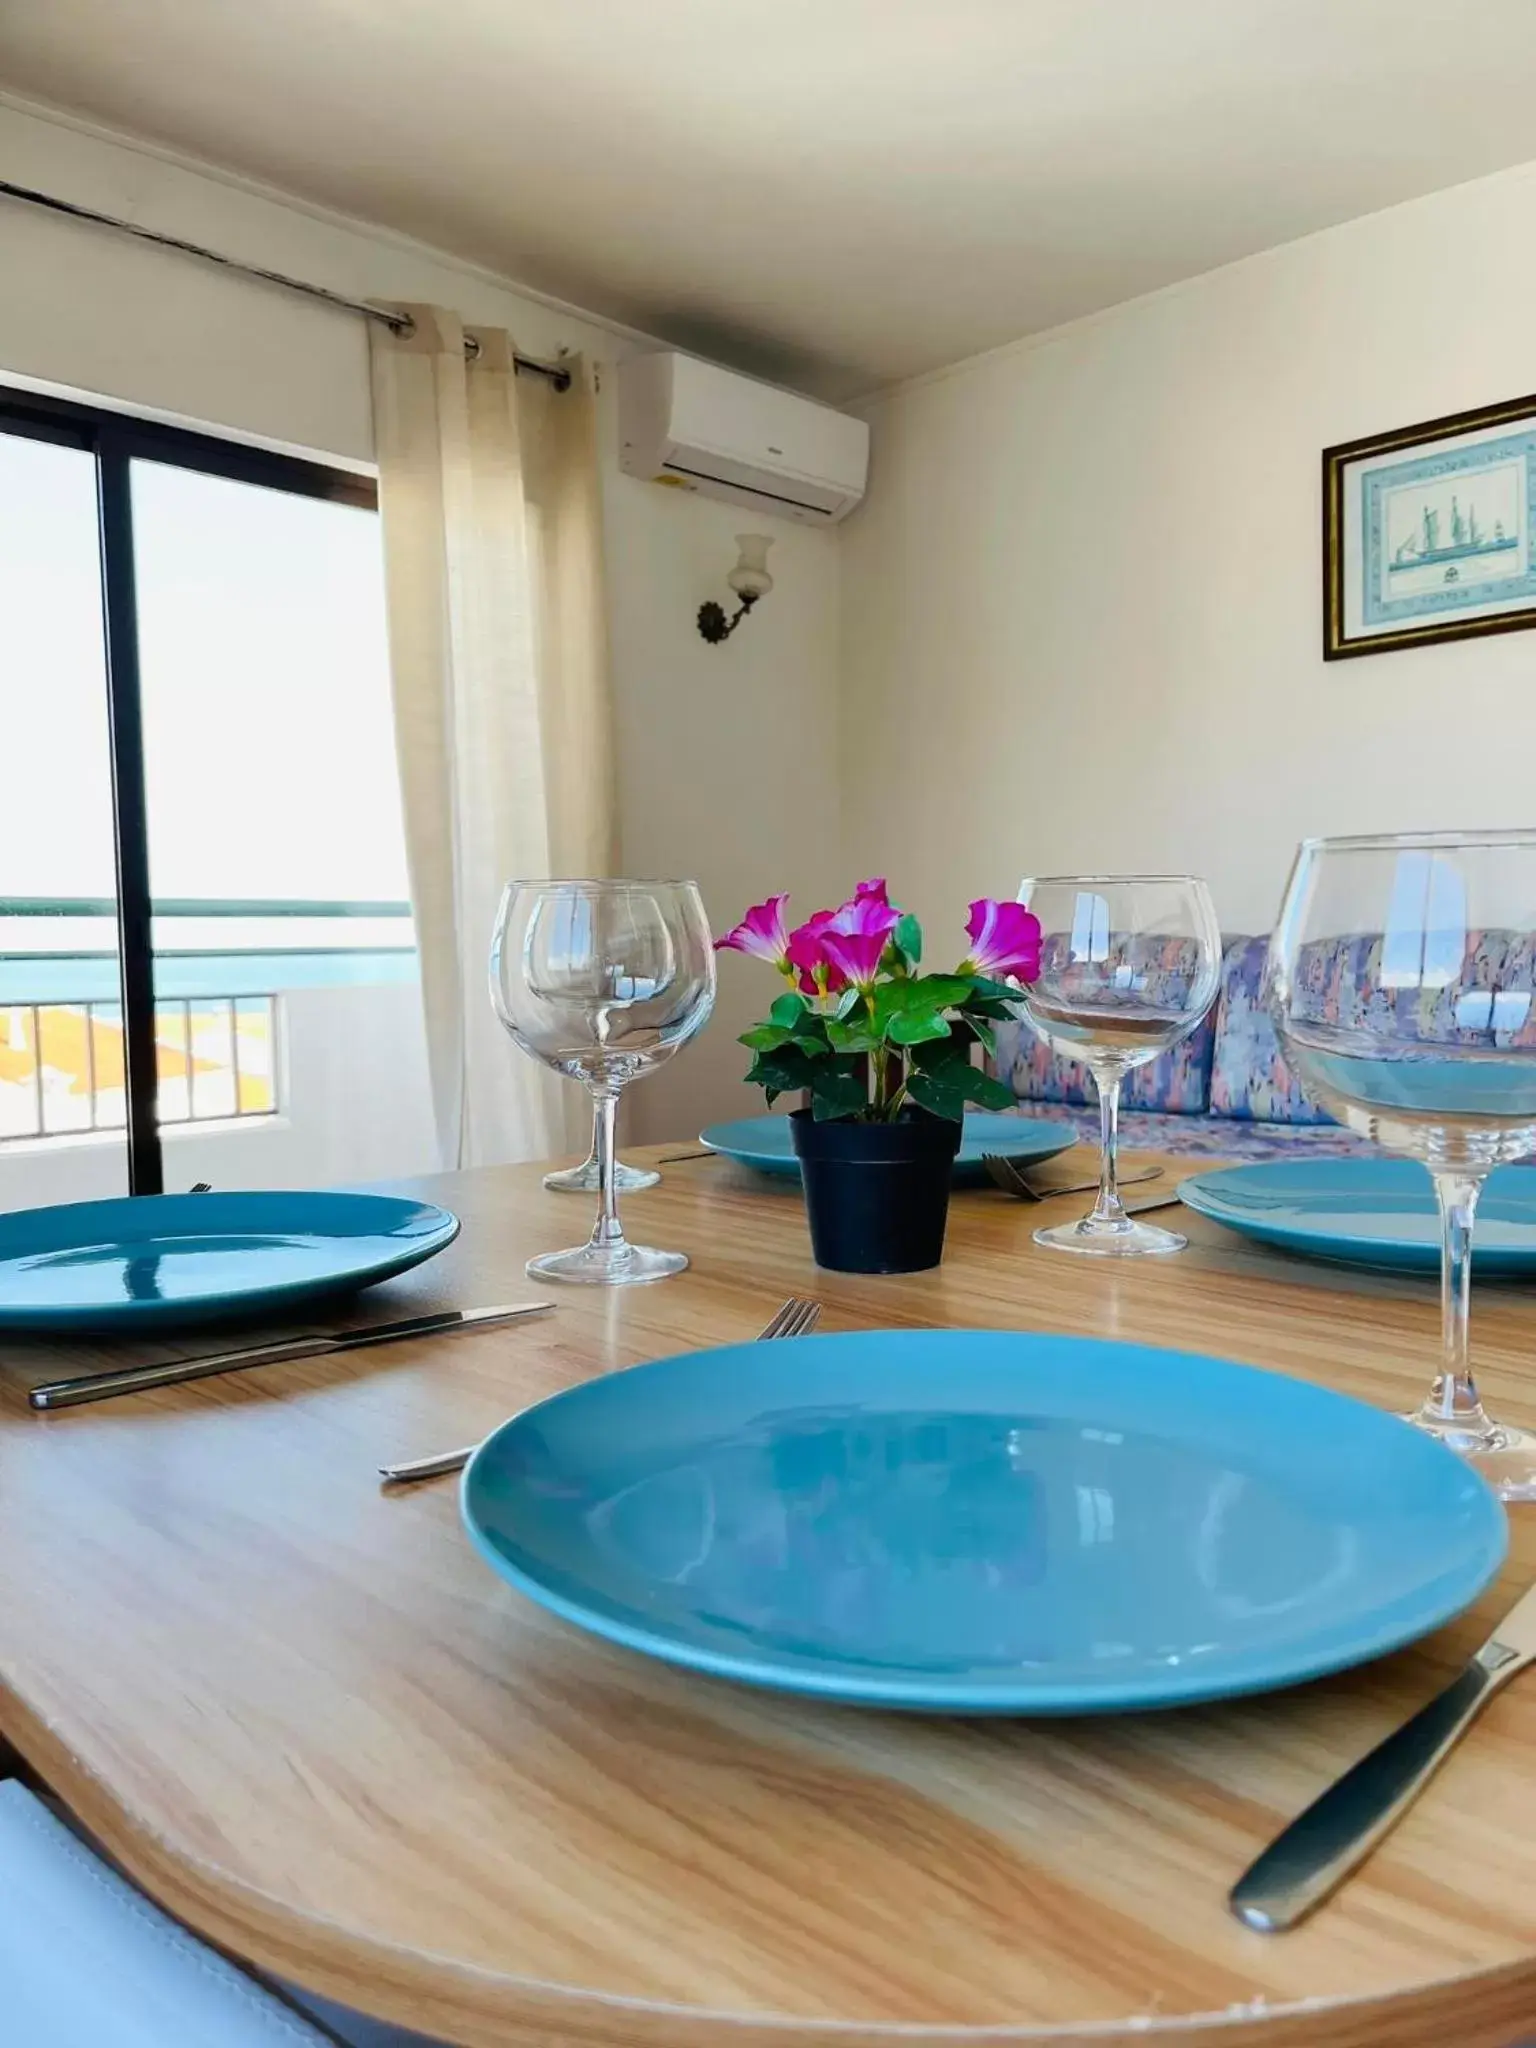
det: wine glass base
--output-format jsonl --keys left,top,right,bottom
{"left": 1033, "top": 1214, "right": 1188, "bottom": 1258}
{"left": 1405, "top": 1409, "right": 1536, "bottom": 1503}
{"left": 542, "top": 1158, "right": 660, "bottom": 1194}
{"left": 526, "top": 1242, "right": 688, "bottom": 1287}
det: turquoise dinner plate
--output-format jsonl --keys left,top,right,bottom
{"left": 1179, "top": 1159, "right": 1536, "bottom": 1276}
{"left": 461, "top": 1330, "right": 1505, "bottom": 1714}
{"left": 698, "top": 1110, "right": 1074, "bottom": 1185}
{"left": 0, "top": 1190, "right": 460, "bottom": 1333}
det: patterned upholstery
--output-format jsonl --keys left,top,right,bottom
{"left": 1290, "top": 928, "right": 1514, "bottom": 1044}
{"left": 997, "top": 934, "right": 1218, "bottom": 1116}
{"left": 1002, "top": 1021, "right": 1095, "bottom": 1108}
{"left": 1208, "top": 935, "right": 1335, "bottom": 1124}
{"left": 1008, "top": 1100, "right": 1373, "bottom": 1161}
{"left": 994, "top": 922, "right": 1536, "bottom": 1160}
{"left": 1497, "top": 934, "right": 1536, "bottom": 1047}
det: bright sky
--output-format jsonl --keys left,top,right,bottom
{"left": 0, "top": 430, "right": 411, "bottom": 905}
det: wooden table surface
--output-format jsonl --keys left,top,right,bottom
{"left": 3, "top": 1144, "right": 1536, "bottom": 2048}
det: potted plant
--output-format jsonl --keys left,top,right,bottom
{"left": 716, "top": 880, "right": 1042, "bottom": 1272}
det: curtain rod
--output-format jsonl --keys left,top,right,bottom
{"left": 0, "top": 177, "right": 573, "bottom": 391}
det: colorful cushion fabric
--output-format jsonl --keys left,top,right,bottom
{"left": 1290, "top": 928, "right": 1514, "bottom": 1043}
{"left": 994, "top": 933, "right": 1217, "bottom": 1116}
{"left": 1208, "top": 935, "right": 1337, "bottom": 1125}
{"left": 995, "top": 1017, "right": 1095, "bottom": 1108}
{"left": 1006, "top": 1100, "right": 1375, "bottom": 1160}
{"left": 1494, "top": 933, "right": 1536, "bottom": 1047}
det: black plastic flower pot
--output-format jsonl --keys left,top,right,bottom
{"left": 789, "top": 1108, "right": 962, "bottom": 1274}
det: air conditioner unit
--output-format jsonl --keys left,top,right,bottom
{"left": 618, "top": 352, "right": 868, "bottom": 525}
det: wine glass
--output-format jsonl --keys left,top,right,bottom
{"left": 1267, "top": 830, "right": 1536, "bottom": 1500}
{"left": 1015, "top": 876, "right": 1222, "bottom": 1256}
{"left": 490, "top": 879, "right": 716, "bottom": 1284}
{"left": 542, "top": 1138, "right": 659, "bottom": 1196}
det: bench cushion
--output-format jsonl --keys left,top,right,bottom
{"left": 1007, "top": 1100, "right": 1373, "bottom": 1161}
{"left": 1208, "top": 935, "right": 1338, "bottom": 1125}
{"left": 996, "top": 930, "right": 1218, "bottom": 1116}
{"left": 0, "top": 1778, "right": 332, "bottom": 2046}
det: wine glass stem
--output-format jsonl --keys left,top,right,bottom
{"left": 1430, "top": 1168, "right": 1488, "bottom": 1427}
{"left": 579, "top": 1096, "right": 603, "bottom": 1176}
{"left": 589, "top": 1088, "right": 626, "bottom": 1253}
{"left": 1089, "top": 1066, "right": 1127, "bottom": 1224}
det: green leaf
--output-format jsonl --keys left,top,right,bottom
{"left": 769, "top": 991, "right": 810, "bottom": 1029}
{"left": 744, "top": 1044, "right": 819, "bottom": 1097}
{"left": 963, "top": 1070, "right": 1016, "bottom": 1110}
{"left": 894, "top": 912, "right": 923, "bottom": 969}
{"left": 738, "top": 1023, "right": 794, "bottom": 1052}
{"left": 908, "top": 1034, "right": 970, "bottom": 1072}
{"left": 901, "top": 1036, "right": 1013, "bottom": 1110}
{"left": 826, "top": 1018, "right": 881, "bottom": 1055}
{"left": 833, "top": 985, "right": 863, "bottom": 1021}
{"left": 886, "top": 1009, "right": 952, "bottom": 1047}
{"left": 966, "top": 1016, "right": 997, "bottom": 1056}
{"left": 910, "top": 974, "right": 975, "bottom": 1008}
{"left": 809, "top": 1064, "right": 869, "bottom": 1120}
{"left": 904, "top": 1070, "right": 967, "bottom": 1121}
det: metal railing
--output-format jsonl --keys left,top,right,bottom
{"left": 0, "top": 995, "right": 278, "bottom": 1143}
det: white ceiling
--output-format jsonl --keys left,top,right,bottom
{"left": 5, "top": 0, "right": 1536, "bottom": 399}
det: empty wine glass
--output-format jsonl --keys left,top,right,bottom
{"left": 1015, "top": 876, "right": 1222, "bottom": 1256}
{"left": 542, "top": 1134, "right": 659, "bottom": 1196}
{"left": 1268, "top": 830, "right": 1536, "bottom": 1500}
{"left": 490, "top": 879, "right": 716, "bottom": 1284}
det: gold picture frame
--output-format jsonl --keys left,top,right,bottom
{"left": 1324, "top": 391, "right": 1536, "bottom": 660}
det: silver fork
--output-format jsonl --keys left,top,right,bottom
{"left": 378, "top": 1295, "right": 822, "bottom": 1487}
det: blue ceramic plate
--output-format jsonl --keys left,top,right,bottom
{"left": 461, "top": 1330, "right": 1505, "bottom": 1714}
{"left": 698, "top": 1111, "right": 1074, "bottom": 1185}
{"left": 0, "top": 1190, "right": 460, "bottom": 1333}
{"left": 1179, "top": 1159, "right": 1536, "bottom": 1275}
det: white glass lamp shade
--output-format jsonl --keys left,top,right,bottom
{"left": 726, "top": 534, "right": 774, "bottom": 602}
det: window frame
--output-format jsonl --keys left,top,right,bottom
{"left": 0, "top": 383, "right": 379, "bottom": 1192}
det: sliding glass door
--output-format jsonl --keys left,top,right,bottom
{"left": 0, "top": 386, "right": 436, "bottom": 1209}
{"left": 0, "top": 423, "right": 129, "bottom": 1204}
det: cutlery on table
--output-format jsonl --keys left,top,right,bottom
{"left": 379, "top": 1295, "right": 822, "bottom": 1487}
{"left": 1230, "top": 1579, "right": 1536, "bottom": 1931}
{"left": 983, "top": 1155, "right": 1162, "bottom": 1203}
{"left": 28, "top": 1302, "right": 556, "bottom": 1414}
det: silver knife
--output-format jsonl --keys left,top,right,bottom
{"left": 28, "top": 1301, "right": 555, "bottom": 1412}
{"left": 1230, "top": 1578, "right": 1536, "bottom": 1931}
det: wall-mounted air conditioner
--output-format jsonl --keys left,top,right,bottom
{"left": 618, "top": 352, "right": 868, "bottom": 525}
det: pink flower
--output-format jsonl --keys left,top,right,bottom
{"left": 854, "top": 877, "right": 890, "bottom": 905}
{"left": 716, "top": 893, "right": 791, "bottom": 967}
{"left": 819, "top": 890, "right": 902, "bottom": 991}
{"left": 961, "top": 899, "right": 1042, "bottom": 983}
{"left": 786, "top": 908, "right": 847, "bottom": 996}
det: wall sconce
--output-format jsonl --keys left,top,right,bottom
{"left": 697, "top": 535, "right": 774, "bottom": 643}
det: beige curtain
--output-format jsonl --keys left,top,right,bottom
{"left": 369, "top": 305, "right": 616, "bottom": 1169}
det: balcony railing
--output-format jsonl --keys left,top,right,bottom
{"left": 0, "top": 996, "right": 278, "bottom": 1142}
{"left": 0, "top": 898, "right": 415, "bottom": 1147}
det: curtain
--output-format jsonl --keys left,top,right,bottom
{"left": 369, "top": 305, "right": 616, "bottom": 1169}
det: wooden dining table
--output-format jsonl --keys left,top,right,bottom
{"left": 2, "top": 1142, "right": 1536, "bottom": 2048}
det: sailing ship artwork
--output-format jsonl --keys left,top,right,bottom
{"left": 1380, "top": 457, "right": 1526, "bottom": 606}
{"left": 1389, "top": 494, "right": 1519, "bottom": 579}
{"left": 1326, "top": 400, "right": 1536, "bottom": 657}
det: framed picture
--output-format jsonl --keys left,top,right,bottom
{"left": 1324, "top": 391, "right": 1536, "bottom": 659}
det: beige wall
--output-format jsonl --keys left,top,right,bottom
{"left": 0, "top": 101, "right": 842, "bottom": 1141}
{"left": 840, "top": 158, "right": 1536, "bottom": 953}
